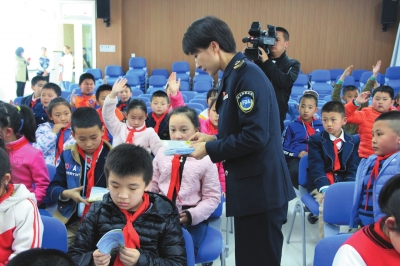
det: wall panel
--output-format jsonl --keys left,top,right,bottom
{"left": 95, "top": 0, "right": 399, "bottom": 77}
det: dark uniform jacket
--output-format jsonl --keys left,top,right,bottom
{"left": 258, "top": 51, "right": 300, "bottom": 131}
{"left": 206, "top": 52, "right": 296, "bottom": 217}
{"left": 146, "top": 113, "right": 170, "bottom": 140}
{"left": 68, "top": 192, "right": 187, "bottom": 266}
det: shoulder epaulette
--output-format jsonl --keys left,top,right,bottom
{"left": 233, "top": 60, "right": 246, "bottom": 71}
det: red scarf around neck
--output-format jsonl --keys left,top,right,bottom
{"left": 326, "top": 138, "right": 342, "bottom": 184}
{"left": 30, "top": 98, "right": 39, "bottom": 108}
{"left": 364, "top": 152, "right": 395, "bottom": 210}
{"left": 298, "top": 116, "right": 316, "bottom": 137}
{"left": 7, "top": 137, "right": 29, "bottom": 152}
{"left": 77, "top": 141, "right": 104, "bottom": 218}
{"left": 54, "top": 124, "right": 71, "bottom": 165}
{"left": 114, "top": 193, "right": 150, "bottom": 266}
{"left": 167, "top": 155, "right": 182, "bottom": 202}
{"left": 151, "top": 111, "right": 168, "bottom": 134}
{"left": 0, "top": 183, "right": 14, "bottom": 204}
{"left": 126, "top": 125, "right": 146, "bottom": 144}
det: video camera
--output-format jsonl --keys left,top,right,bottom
{"left": 243, "top": 22, "right": 276, "bottom": 61}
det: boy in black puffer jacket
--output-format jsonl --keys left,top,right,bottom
{"left": 68, "top": 144, "right": 186, "bottom": 266}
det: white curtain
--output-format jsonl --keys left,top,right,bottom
{"left": 391, "top": 22, "right": 400, "bottom": 66}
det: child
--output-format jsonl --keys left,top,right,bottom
{"left": 199, "top": 88, "right": 218, "bottom": 121}
{"left": 150, "top": 106, "right": 220, "bottom": 255}
{"left": 332, "top": 62, "right": 380, "bottom": 135}
{"left": 116, "top": 83, "right": 132, "bottom": 114}
{"left": 68, "top": 144, "right": 187, "bottom": 266}
{"left": 345, "top": 86, "right": 395, "bottom": 158}
{"left": 20, "top": 76, "right": 47, "bottom": 107}
{"left": 350, "top": 111, "right": 400, "bottom": 229}
{"left": 70, "top": 73, "right": 96, "bottom": 109}
{"left": 0, "top": 137, "right": 43, "bottom": 265}
{"left": 282, "top": 90, "right": 324, "bottom": 189}
{"left": 0, "top": 103, "right": 50, "bottom": 205}
{"left": 333, "top": 174, "right": 400, "bottom": 265}
{"left": 394, "top": 91, "right": 400, "bottom": 111}
{"left": 146, "top": 73, "right": 185, "bottom": 140}
{"left": 307, "top": 101, "right": 361, "bottom": 238}
{"left": 103, "top": 78, "right": 163, "bottom": 154}
{"left": 46, "top": 107, "right": 112, "bottom": 246}
{"left": 200, "top": 98, "right": 226, "bottom": 195}
{"left": 33, "top": 82, "right": 62, "bottom": 127}
{"left": 95, "top": 84, "right": 124, "bottom": 143}
{"left": 33, "top": 97, "right": 75, "bottom": 166}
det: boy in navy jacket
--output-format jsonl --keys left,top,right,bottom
{"left": 307, "top": 101, "right": 360, "bottom": 238}
{"left": 282, "top": 90, "right": 324, "bottom": 188}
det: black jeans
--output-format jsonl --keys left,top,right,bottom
{"left": 286, "top": 157, "right": 301, "bottom": 189}
{"left": 16, "top": 81, "right": 26, "bottom": 97}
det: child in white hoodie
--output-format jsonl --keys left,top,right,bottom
{"left": 0, "top": 137, "right": 43, "bottom": 265}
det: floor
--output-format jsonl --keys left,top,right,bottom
{"left": 207, "top": 196, "right": 320, "bottom": 266}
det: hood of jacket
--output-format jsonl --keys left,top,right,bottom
{"left": 0, "top": 184, "right": 36, "bottom": 212}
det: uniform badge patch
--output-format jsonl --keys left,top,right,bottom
{"left": 236, "top": 91, "right": 255, "bottom": 113}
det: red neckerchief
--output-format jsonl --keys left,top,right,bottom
{"left": 151, "top": 111, "right": 168, "bottom": 134}
{"left": 0, "top": 183, "right": 14, "bottom": 204}
{"left": 364, "top": 152, "right": 395, "bottom": 210}
{"left": 54, "top": 124, "right": 71, "bottom": 165}
{"left": 298, "top": 116, "right": 316, "bottom": 152}
{"left": 114, "top": 193, "right": 150, "bottom": 266}
{"left": 326, "top": 138, "right": 342, "bottom": 184}
{"left": 168, "top": 155, "right": 182, "bottom": 201}
{"left": 126, "top": 125, "right": 147, "bottom": 144}
{"left": 30, "top": 98, "right": 39, "bottom": 108}
{"left": 7, "top": 137, "right": 29, "bottom": 151}
{"left": 77, "top": 141, "right": 104, "bottom": 218}
{"left": 206, "top": 119, "right": 218, "bottom": 135}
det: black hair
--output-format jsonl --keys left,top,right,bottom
{"left": 168, "top": 106, "right": 200, "bottom": 130}
{"left": 209, "top": 97, "right": 217, "bottom": 109}
{"left": 104, "top": 144, "right": 153, "bottom": 185}
{"left": 71, "top": 107, "right": 102, "bottom": 131}
{"left": 123, "top": 83, "right": 132, "bottom": 91}
{"left": 78, "top": 73, "right": 95, "bottom": 85}
{"left": 206, "top": 88, "right": 218, "bottom": 100}
{"left": 0, "top": 132, "right": 10, "bottom": 184}
{"left": 379, "top": 174, "right": 400, "bottom": 233}
{"left": 342, "top": 85, "right": 358, "bottom": 95}
{"left": 151, "top": 90, "right": 170, "bottom": 104}
{"left": 31, "top": 76, "right": 47, "bottom": 87}
{"left": 375, "top": 111, "right": 400, "bottom": 134}
{"left": 95, "top": 84, "right": 112, "bottom": 101}
{"left": 7, "top": 248, "right": 75, "bottom": 266}
{"left": 276, "top": 27, "right": 289, "bottom": 41}
{"left": 42, "top": 83, "right": 62, "bottom": 97}
{"left": 299, "top": 90, "right": 319, "bottom": 106}
{"left": 15, "top": 47, "right": 24, "bottom": 57}
{"left": 321, "top": 101, "right": 346, "bottom": 117}
{"left": 372, "top": 85, "right": 395, "bottom": 99}
{"left": 0, "top": 102, "right": 36, "bottom": 142}
{"left": 182, "top": 16, "right": 236, "bottom": 55}
{"left": 47, "top": 97, "right": 72, "bottom": 118}
{"left": 395, "top": 91, "right": 400, "bottom": 107}
{"left": 126, "top": 99, "right": 147, "bottom": 115}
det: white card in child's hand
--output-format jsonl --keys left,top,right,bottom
{"left": 88, "top": 187, "right": 109, "bottom": 202}
{"left": 162, "top": 140, "right": 195, "bottom": 156}
{"left": 96, "top": 229, "right": 125, "bottom": 254}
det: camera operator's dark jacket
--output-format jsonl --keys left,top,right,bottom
{"left": 258, "top": 51, "right": 300, "bottom": 132}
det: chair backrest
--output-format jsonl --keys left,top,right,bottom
{"left": 85, "top": 68, "right": 103, "bottom": 80}
{"left": 148, "top": 75, "right": 167, "bottom": 87}
{"left": 181, "top": 91, "right": 197, "bottom": 102}
{"left": 298, "top": 154, "right": 309, "bottom": 187}
{"left": 351, "top": 69, "right": 369, "bottom": 82}
{"left": 323, "top": 182, "right": 356, "bottom": 225}
{"left": 137, "top": 96, "right": 150, "bottom": 103}
{"left": 131, "top": 90, "right": 143, "bottom": 97}
{"left": 41, "top": 216, "right": 68, "bottom": 252}
{"left": 124, "top": 74, "right": 141, "bottom": 88}
{"left": 189, "top": 99, "right": 207, "bottom": 109}
{"left": 129, "top": 57, "right": 147, "bottom": 69}
{"left": 311, "top": 70, "right": 331, "bottom": 83}
{"left": 105, "top": 65, "right": 124, "bottom": 77}
{"left": 13, "top": 97, "right": 23, "bottom": 106}
{"left": 180, "top": 81, "right": 191, "bottom": 91}
{"left": 313, "top": 234, "right": 352, "bottom": 266}
{"left": 323, "top": 95, "right": 332, "bottom": 102}
{"left": 193, "top": 81, "right": 212, "bottom": 93}
{"left": 46, "top": 164, "right": 56, "bottom": 181}
{"left": 69, "top": 83, "right": 79, "bottom": 92}
{"left": 151, "top": 68, "right": 169, "bottom": 79}
{"left": 386, "top": 66, "right": 400, "bottom": 80}
{"left": 193, "top": 74, "right": 213, "bottom": 85}
{"left": 172, "top": 61, "right": 190, "bottom": 75}
{"left": 293, "top": 74, "right": 309, "bottom": 86}
{"left": 186, "top": 102, "right": 205, "bottom": 111}
{"left": 195, "top": 68, "right": 208, "bottom": 75}
{"left": 61, "top": 91, "right": 71, "bottom": 100}
{"left": 182, "top": 228, "right": 195, "bottom": 266}
{"left": 337, "top": 76, "right": 355, "bottom": 87}
{"left": 329, "top": 68, "right": 344, "bottom": 82}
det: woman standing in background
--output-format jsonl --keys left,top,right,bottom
{"left": 15, "top": 47, "right": 29, "bottom": 97}
{"left": 58, "top": 45, "right": 73, "bottom": 91}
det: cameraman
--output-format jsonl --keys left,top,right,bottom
{"left": 256, "top": 27, "right": 300, "bottom": 132}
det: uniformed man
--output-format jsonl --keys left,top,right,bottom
{"left": 183, "top": 16, "right": 296, "bottom": 265}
